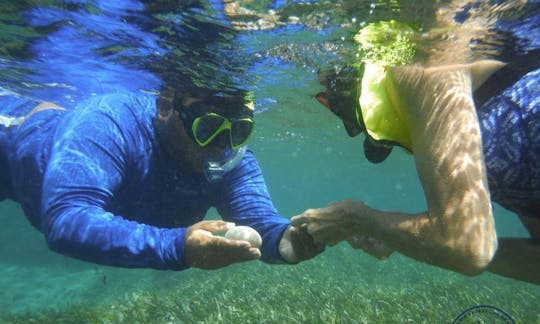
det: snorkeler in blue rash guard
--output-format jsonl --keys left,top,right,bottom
{"left": 0, "top": 87, "right": 324, "bottom": 270}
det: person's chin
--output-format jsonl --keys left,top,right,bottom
{"left": 187, "top": 159, "right": 205, "bottom": 174}
{"left": 174, "top": 154, "right": 203, "bottom": 174}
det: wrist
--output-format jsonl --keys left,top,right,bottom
{"left": 340, "top": 200, "right": 373, "bottom": 234}
{"left": 278, "top": 226, "right": 299, "bottom": 263}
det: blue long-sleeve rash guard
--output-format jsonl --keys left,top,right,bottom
{"left": 0, "top": 92, "right": 290, "bottom": 270}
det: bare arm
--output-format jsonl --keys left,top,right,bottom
{"left": 294, "top": 62, "right": 503, "bottom": 275}
{"left": 387, "top": 63, "right": 499, "bottom": 274}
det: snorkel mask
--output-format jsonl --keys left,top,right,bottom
{"left": 316, "top": 65, "right": 394, "bottom": 164}
{"left": 315, "top": 21, "right": 417, "bottom": 164}
{"left": 177, "top": 90, "right": 255, "bottom": 182}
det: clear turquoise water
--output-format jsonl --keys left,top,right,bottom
{"left": 0, "top": 1, "right": 538, "bottom": 322}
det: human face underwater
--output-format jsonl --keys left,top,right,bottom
{"left": 176, "top": 94, "right": 254, "bottom": 182}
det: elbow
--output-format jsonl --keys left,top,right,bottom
{"left": 433, "top": 205, "right": 498, "bottom": 276}
{"left": 431, "top": 217, "right": 498, "bottom": 276}
{"left": 43, "top": 219, "right": 64, "bottom": 252}
{"left": 451, "top": 234, "right": 498, "bottom": 277}
{"left": 41, "top": 208, "right": 70, "bottom": 253}
{"left": 456, "top": 253, "right": 493, "bottom": 277}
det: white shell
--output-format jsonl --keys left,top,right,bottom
{"left": 225, "top": 226, "right": 262, "bottom": 248}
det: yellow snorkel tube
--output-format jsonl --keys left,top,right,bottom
{"left": 353, "top": 20, "right": 417, "bottom": 152}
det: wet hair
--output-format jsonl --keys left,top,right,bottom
{"left": 159, "top": 84, "right": 253, "bottom": 121}
{"left": 316, "top": 64, "right": 393, "bottom": 164}
{"left": 316, "top": 64, "right": 364, "bottom": 137}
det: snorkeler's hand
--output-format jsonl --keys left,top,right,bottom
{"left": 279, "top": 225, "right": 325, "bottom": 263}
{"left": 184, "top": 220, "right": 261, "bottom": 270}
{"left": 291, "top": 200, "right": 369, "bottom": 246}
{"left": 347, "top": 235, "right": 394, "bottom": 260}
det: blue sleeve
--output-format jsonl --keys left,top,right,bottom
{"left": 216, "top": 150, "right": 290, "bottom": 264}
{"left": 41, "top": 94, "right": 187, "bottom": 270}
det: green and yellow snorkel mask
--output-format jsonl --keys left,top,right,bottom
{"left": 179, "top": 91, "right": 255, "bottom": 150}
{"left": 191, "top": 112, "right": 254, "bottom": 149}
{"left": 177, "top": 90, "right": 255, "bottom": 182}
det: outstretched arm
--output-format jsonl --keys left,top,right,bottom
{"left": 41, "top": 94, "right": 192, "bottom": 270}
{"left": 217, "top": 150, "right": 323, "bottom": 264}
{"left": 294, "top": 62, "right": 503, "bottom": 275}
{"left": 43, "top": 95, "right": 262, "bottom": 271}
{"left": 385, "top": 63, "right": 499, "bottom": 274}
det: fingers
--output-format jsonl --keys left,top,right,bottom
{"left": 290, "top": 202, "right": 347, "bottom": 226}
{"left": 185, "top": 232, "right": 261, "bottom": 270}
{"left": 190, "top": 220, "right": 235, "bottom": 234}
{"left": 289, "top": 225, "right": 325, "bottom": 261}
{"left": 291, "top": 208, "right": 319, "bottom": 226}
{"left": 292, "top": 201, "right": 370, "bottom": 246}
{"left": 347, "top": 235, "right": 365, "bottom": 249}
{"left": 210, "top": 234, "right": 246, "bottom": 250}
{"left": 293, "top": 214, "right": 351, "bottom": 246}
{"left": 290, "top": 207, "right": 328, "bottom": 226}
{"left": 310, "top": 228, "right": 347, "bottom": 246}
{"left": 346, "top": 235, "right": 393, "bottom": 260}
{"left": 207, "top": 236, "right": 261, "bottom": 268}
{"left": 290, "top": 215, "right": 307, "bottom": 227}
{"left": 223, "top": 244, "right": 261, "bottom": 263}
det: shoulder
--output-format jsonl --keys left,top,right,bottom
{"left": 73, "top": 92, "right": 157, "bottom": 120}
{"left": 225, "top": 148, "right": 265, "bottom": 185}
{"left": 60, "top": 92, "right": 157, "bottom": 135}
{"left": 238, "top": 149, "right": 260, "bottom": 169}
{"left": 53, "top": 92, "right": 159, "bottom": 156}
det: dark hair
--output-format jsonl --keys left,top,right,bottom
{"left": 160, "top": 84, "right": 252, "bottom": 120}
{"left": 316, "top": 64, "right": 393, "bottom": 163}
{"left": 316, "top": 64, "right": 364, "bottom": 136}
